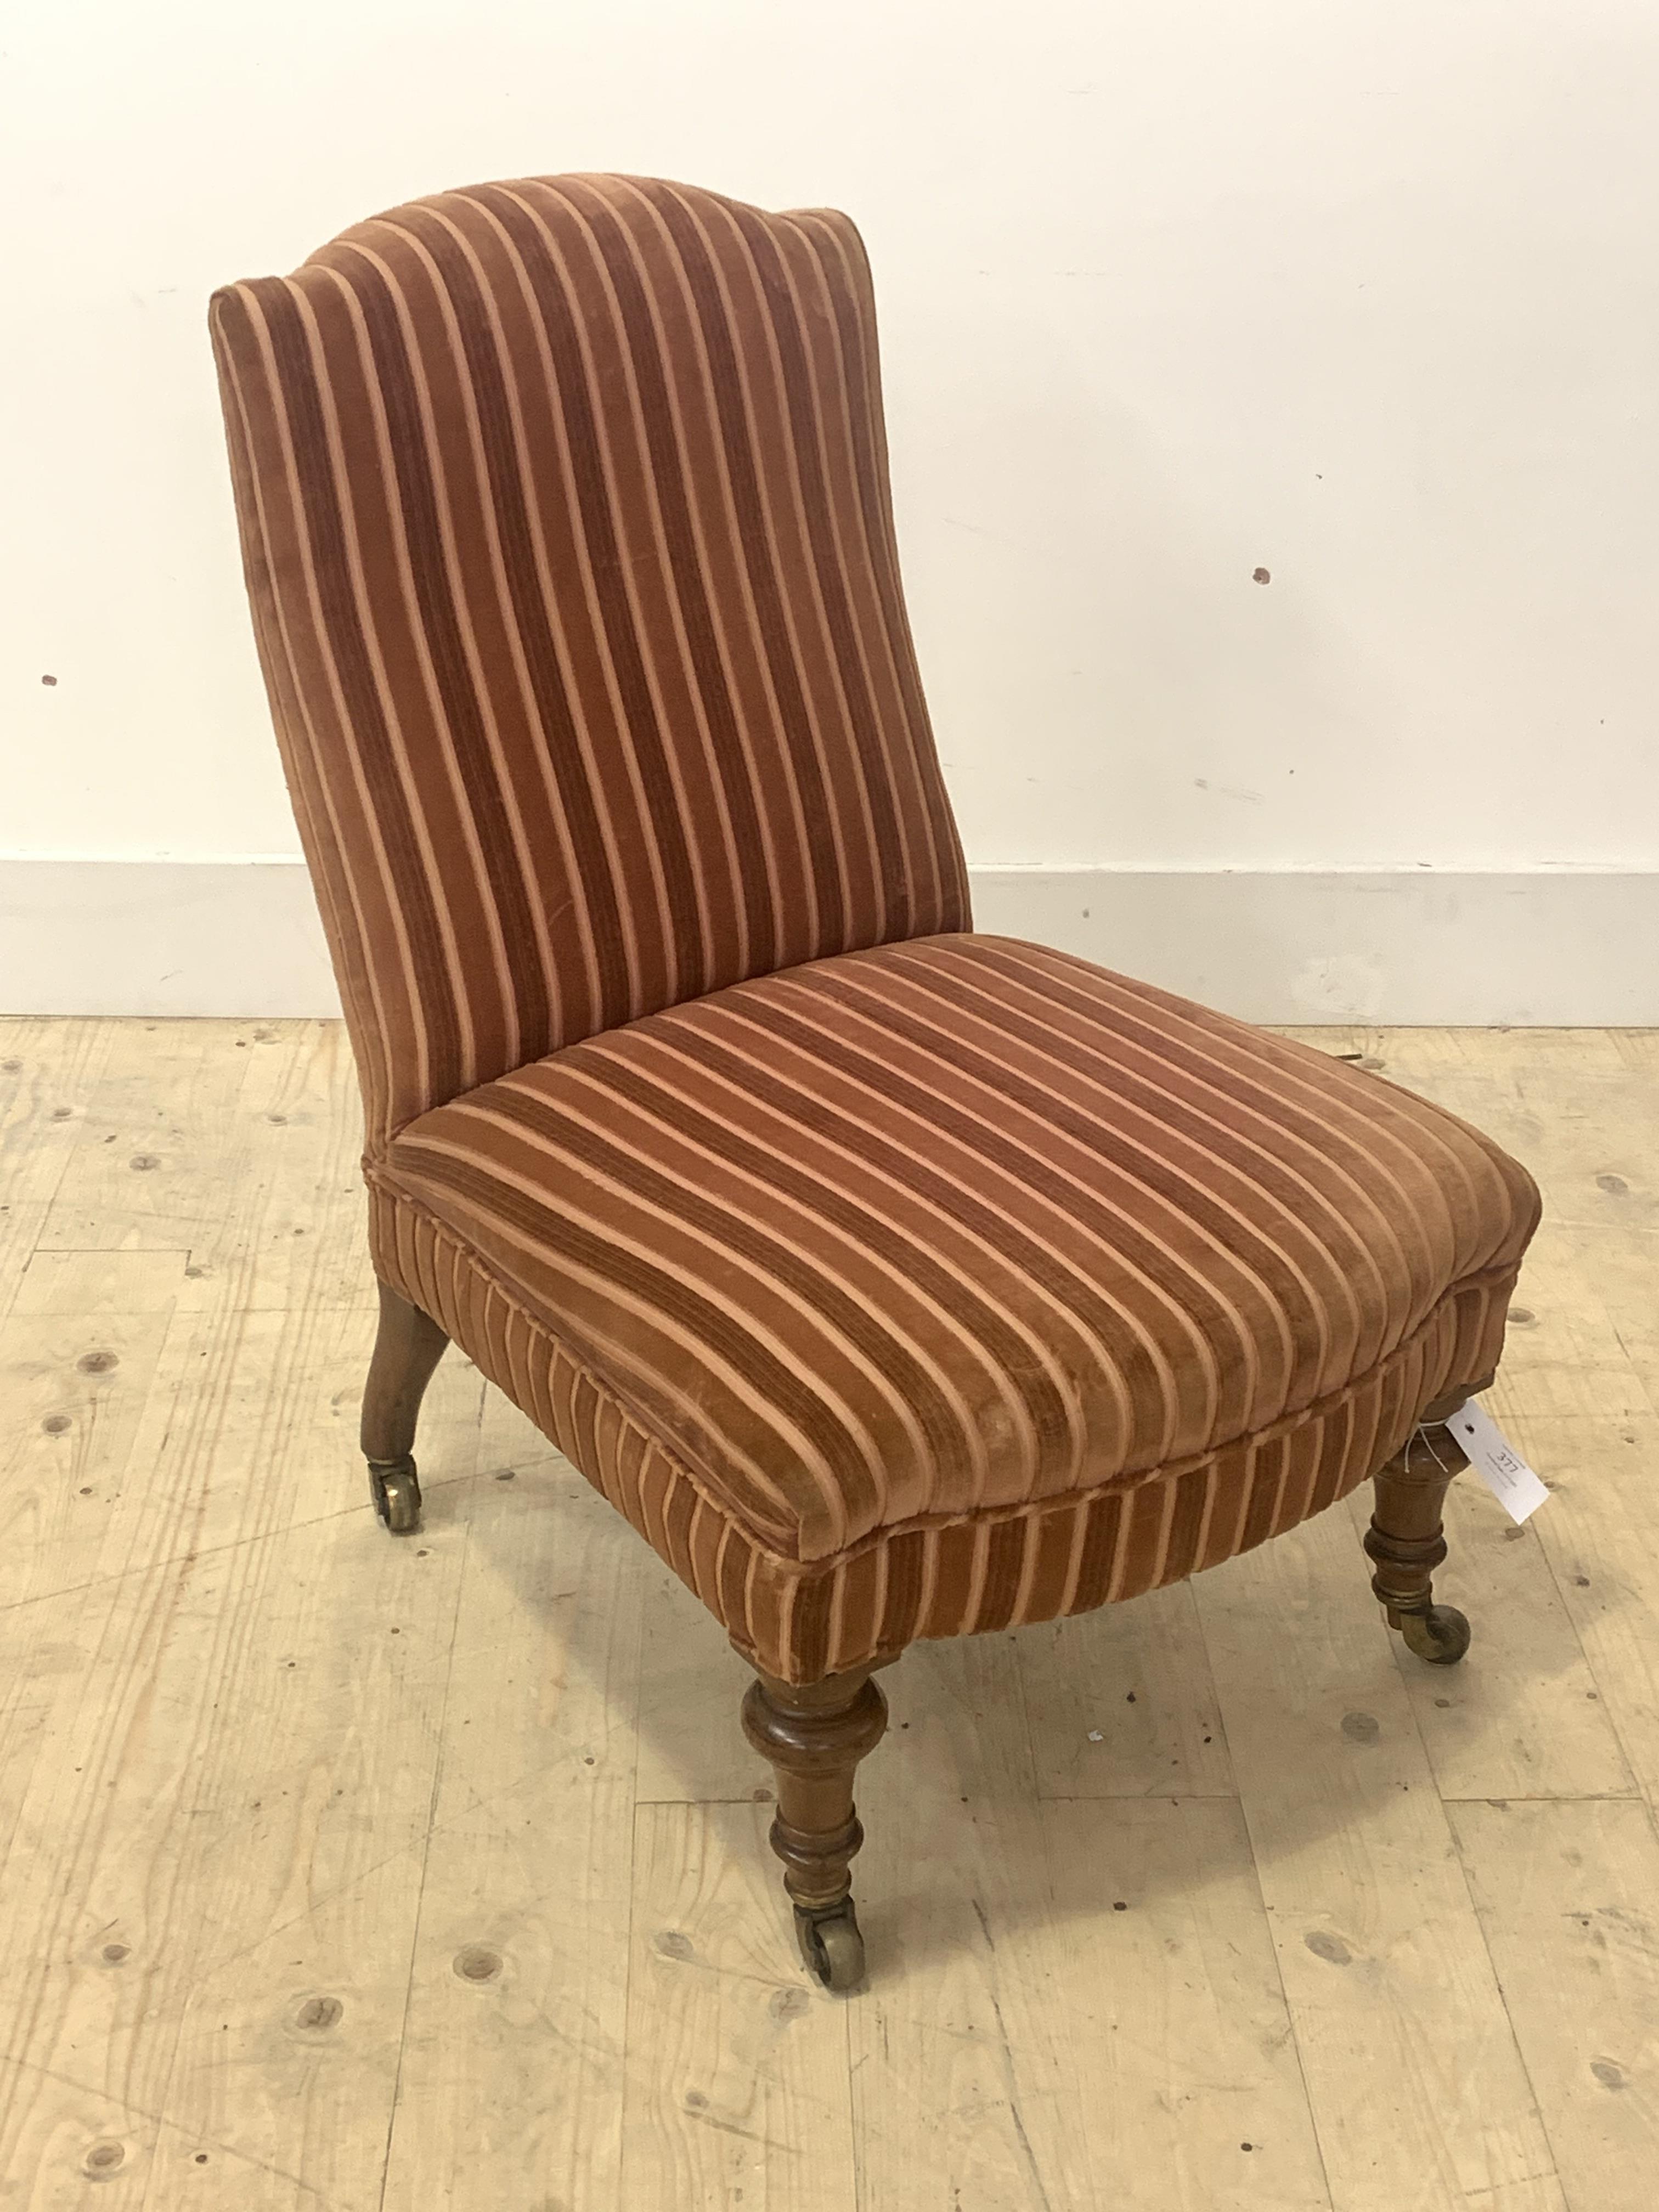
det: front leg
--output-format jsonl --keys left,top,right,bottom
{"left": 741, "top": 1664, "right": 889, "bottom": 1991}
{"left": 1364, "top": 1388, "right": 1476, "bottom": 1664}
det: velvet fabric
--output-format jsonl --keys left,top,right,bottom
{"left": 213, "top": 175, "right": 1538, "bottom": 1683}
{"left": 211, "top": 174, "right": 968, "bottom": 1153}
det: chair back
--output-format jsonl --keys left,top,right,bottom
{"left": 212, "top": 174, "right": 969, "bottom": 1148}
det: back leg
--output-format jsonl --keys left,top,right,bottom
{"left": 360, "top": 1280, "right": 449, "bottom": 1533}
{"left": 1364, "top": 1386, "right": 1479, "bottom": 1664}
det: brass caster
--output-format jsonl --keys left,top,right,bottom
{"left": 368, "top": 1454, "right": 422, "bottom": 1534}
{"left": 1399, "top": 1604, "right": 1471, "bottom": 1666}
{"left": 794, "top": 1900, "right": 865, "bottom": 1993}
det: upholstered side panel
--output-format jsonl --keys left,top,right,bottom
{"left": 369, "top": 1177, "right": 1515, "bottom": 1684}
{"left": 210, "top": 174, "right": 969, "bottom": 1151}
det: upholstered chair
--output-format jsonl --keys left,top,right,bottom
{"left": 211, "top": 174, "right": 1538, "bottom": 1991}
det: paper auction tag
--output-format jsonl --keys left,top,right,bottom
{"left": 1442, "top": 1401, "right": 1550, "bottom": 1524}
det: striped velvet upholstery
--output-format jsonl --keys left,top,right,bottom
{"left": 213, "top": 176, "right": 1539, "bottom": 1684}
{"left": 211, "top": 173, "right": 967, "bottom": 1151}
{"left": 373, "top": 937, "right": 1534, "bottom": 1678}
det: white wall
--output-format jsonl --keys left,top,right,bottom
{"left": 4, "top": 1, "right": 1658, "bottom": 1014}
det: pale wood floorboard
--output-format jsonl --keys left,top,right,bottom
{"left": 623, "top": 1801, "right": 859, "bottom": 2212}
{"left": 1449, "top": 1798, "right": 1659, "bottom": 2212}
{"left": 1, "top": 1017, "right": 1654, "bottom": 2209}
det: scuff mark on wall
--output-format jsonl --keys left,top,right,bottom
{"left": 1291, "top": 954, "right": 1387, "bottom": 1020}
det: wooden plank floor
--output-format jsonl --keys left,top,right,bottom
{"left": 1, "top": 1018, "right": 1655, "bottom": 2211}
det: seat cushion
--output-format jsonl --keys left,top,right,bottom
{"left": 370, "top": 934, "right": 1538, "bottom": 1677}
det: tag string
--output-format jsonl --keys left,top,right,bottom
{"left": 1412, "top": 1420, "right": 1455, "bottom": 1476}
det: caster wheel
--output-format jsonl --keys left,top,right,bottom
{"left": 1400, "top": 1603, "right": 1470, "bottom": 1666}
{"left": 368, "top": 1455, "right": 422, "bottom": 1534}
{"left": 794, "top": 1901, "right": 865, "bottom": 1993}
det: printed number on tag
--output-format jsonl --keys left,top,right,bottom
{"left": 1442, "top": 1400, "right": 1550, "bottom": 1525}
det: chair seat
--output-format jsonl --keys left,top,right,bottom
{"left": 373, "top": 934, "right": 1537, "bottom": 1677}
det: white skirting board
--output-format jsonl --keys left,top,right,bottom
{"left": 2, "top": 857, "right": 1655, "bottom": 1025}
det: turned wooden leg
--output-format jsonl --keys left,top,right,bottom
{"left": 360, "top": 1279, "right": 449, "bottom": 1534}
{"left": 741, "top": 1664, "right": 888, "bottom": 1992}
{"left": 1364, "top": 1387, "right": 1476, "bottom": 1664}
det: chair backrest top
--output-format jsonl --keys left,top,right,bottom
{"left": 212, "top": 174, "right": 968, "bottom": 1149}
